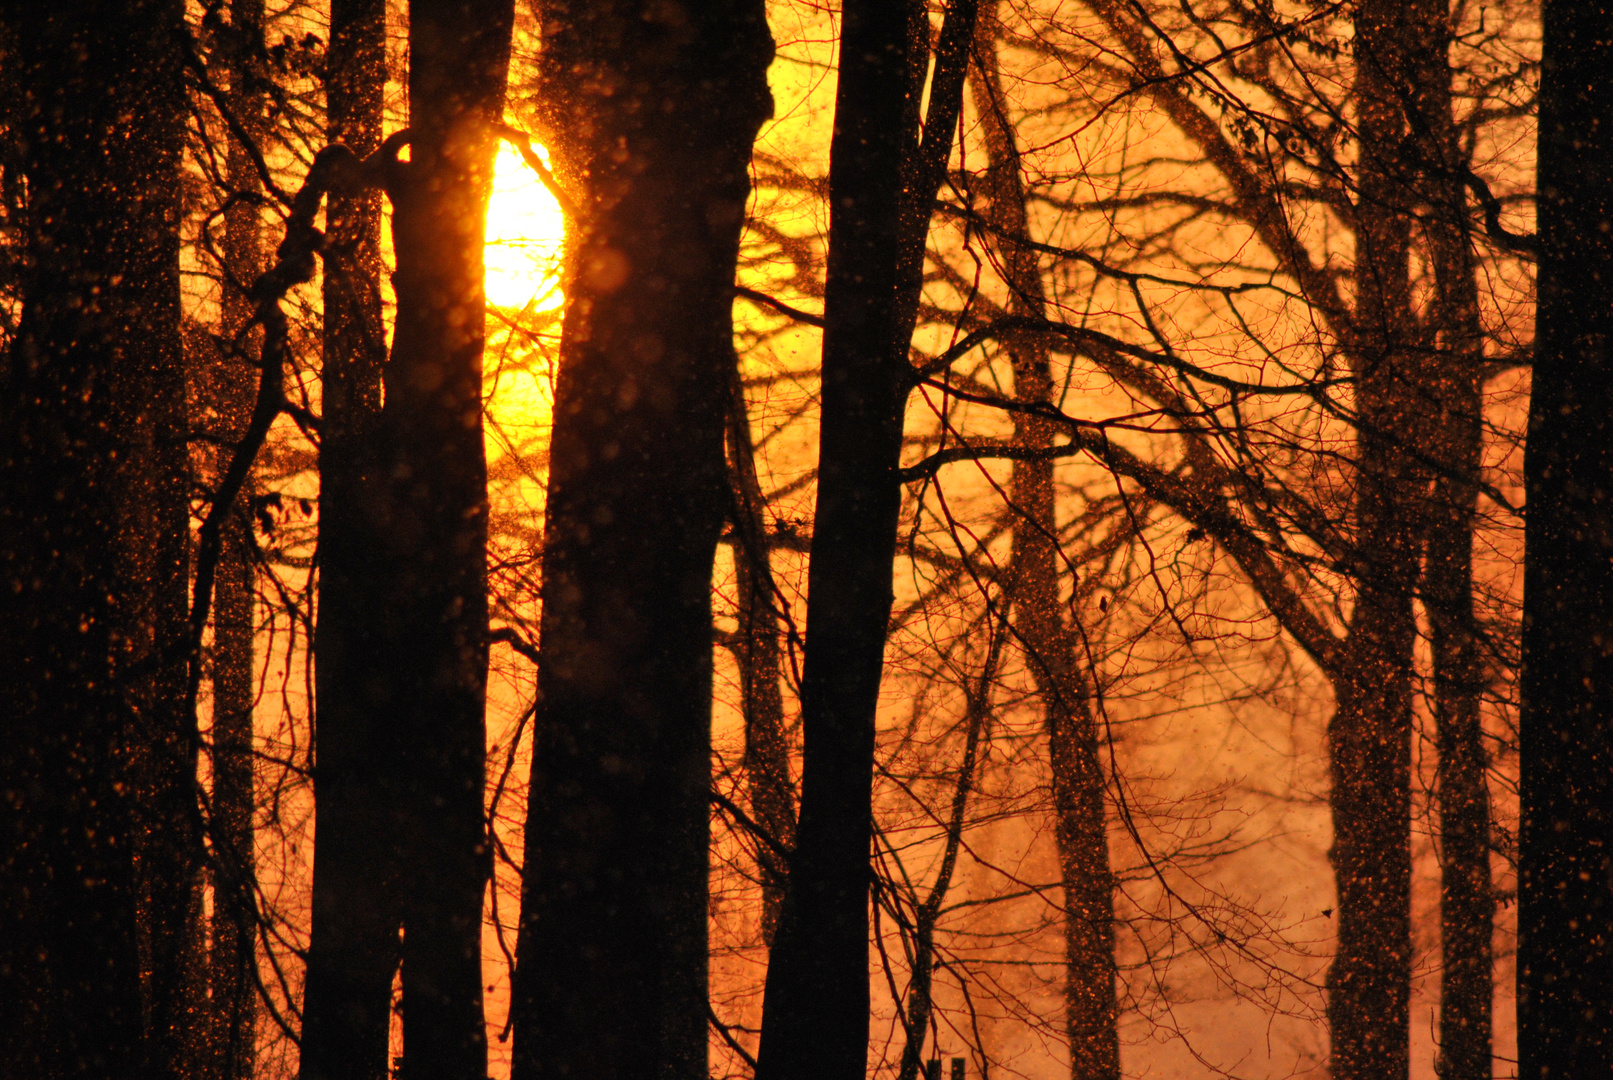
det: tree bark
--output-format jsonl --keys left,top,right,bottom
{"left": 971, "top": 8, "right": 1119, "bottom": 1076}
{"left": 754, "top": 4, "right": 976, "bottom": 1080}
{"left": 380, "top": 4, "right": 513, "bottom": 1078}
{"left": 0, "top": 4, "right": 190, "bottom": 1077}
{"left": 1519, "top": 2, "right": 1613, "bottom": 1075}
{"left": 300, "top": 2, "right": 397, "bottom": 1077}
{"left": 1407, "top": 3, "right": 1493, "bottom": 1076}
{"left": 1326, "top": 6, "right": 1423, "bottom": 1078}
{"left": 726, "top": 362, "right": 797, "bottom": 945}
{"left": 208, "top": 5, "right": 268, "bottom": 1076}
{"left": 510, "top": 4, "right": 773, "bottom": 1078}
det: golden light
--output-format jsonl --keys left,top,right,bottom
{"left": 484, "top": 141, "right": 566, "bottom": 311}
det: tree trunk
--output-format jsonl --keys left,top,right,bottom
{"left": 381, "top": 4, "right": 513, "bottom": 1078}
{"left": 971, "top": 8, "right": 1119, "bottom": 1076}
{"left": 0, "top": 3, "right": 190, "bottom": 1077}
{"left": 726, "top": 361, "right": 797, "bottom": 945}
{"left": 1519, "top": 2, "right": 1613, "bottom": 1075}
{"left": 1326, "top": 6, "right": 1422, "bottom": 1078}
{"left": 752, "top": 2, "right": 916, "bottom": 1074}
{"left": 510, "top": 4, "right": 772, "bottom": 1078}
{"left": 301, "top": 2, "right": 397, "bottom": 1077}
{"left": 754, "top": 3, "right": 976, "bottom": 1079}
{"left": 1409, "top": 3, "right": 1493, "bottom": 1075}
{"left": 209, "top": 4, "right": 268, "bottom": 1076}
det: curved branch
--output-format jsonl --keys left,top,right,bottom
{"left": 899, "top": 427, "right": 1346, "bottom": 674}
{"left": 185, "top": 143, "right": 383, "bottom": 719}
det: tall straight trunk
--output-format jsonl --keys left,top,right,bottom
{"left": 510, "top": 4, "right": 773, "bottom": 1078}
{"left": 726, "top": 362, "right": 797, "bottom": 945}
{"left": 0, "top": 3, "right": 190, "bottom": 1077}
{"left": 754, "top": 3, "right": 976, "bottom": 1079}
{"left": 209, "top": 4, "right": 268, "bottom": 1076}
{"left": 752, "top": 4, "right": 916, "bottom": 1075}
{"left": 1409, "top": 4, "right": 1493, "bottom": 1076}
{"left": 971, "top": 8, "right": 1119, "bottom": 1076}
{"left": 301, "top": 2, "right": 396, "bottom": 1077}
{"left": 1424, "top": 289, "right": 1490, "bottom": 1080}
{"left": 380, "top": 4, "right": 512, "bottom": 1078}
{"left": 1519, "top": 3, "right": 1613, "bottom": 1075}
{"left": 1327, "top": 5, "right": 1422, "bottom": 1078}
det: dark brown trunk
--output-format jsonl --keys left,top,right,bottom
{"left": 300, "top": 2, "right": 397, "bottom": 1077}
{"left": 510, "top": 4, "right": 772, "bottom": 1078}
{"left": 726, "top": 362, "right": 797, "bottom": 945}
{"left": 208, "top": 5, "right": 268, "bottom": 1076}
{"left": 0, "top": 3, "right": 189, "bottom": 1077}
{"left": 971, "top": 8, "right": 1119, "bottom": 1076}
{"left": 754, "top": 4, "right": 976, "bottom": 1080}
{"left": 381, "top": 4, "right": 512, "bottom": 1078}
{"left": 1425, "top": 327, "right": 1490, "bottom": 1080}
{"left": 1409, "top": 4, "right": 1493, "bottom": 1075}
{"left": 1326, "top": 6, "right": 1423, "bottom": 1079}
{"left": 752, "top": 2, "right": 917, "bottom": 1074}
{"left": 1519, "top": 2, "right": 1613, "bottom": 1075}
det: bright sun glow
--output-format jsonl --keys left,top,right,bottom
{"left": 484, "top": 141, "right": 566, "bottom": 311}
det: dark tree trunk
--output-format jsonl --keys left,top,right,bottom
{"left": 752, "top": 4, "right": 917, "bottom": 1075}
{"left": 381, "top": 4, "right": 513, "bottom": 1078}
{"left": 208, "top": 4, "right": 268, "bottom": 1076}
{"left": 1409, "top": 3, "right": 1493, "bottom": 1075}
{"left": 972, "top": 8, "right": 1119, "bottom": 1075}
{"left": 1519, "top": 3, "right": 1613, "bottom": 1075}
{"left": 0, "top": 3, "right": 190, "bottom": 1077}
{"left": 1326, "top": 5, "right": 1423, "bottom": 1078}
{"left": 300, "top": 2, "right": 397, "bottom": 1077}
{"left": 754, "top": 3, "right": 975, "bottom": 1080}
{"left": 510, "top": 4, "right": 772, "bottom": 1078}
{"left": 726, "top": 362, "right": 797, "bottom": 945}
{"left": 1425, "top": 308, "right": 1491, "bottom": 1080}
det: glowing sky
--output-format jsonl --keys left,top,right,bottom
{"left": 484, "top": 141, "right": 566, "bottom": 310}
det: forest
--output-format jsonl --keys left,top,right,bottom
{"left": 1, "top": 0, "right": 1610, "bottom": 1078}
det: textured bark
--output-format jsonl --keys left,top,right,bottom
{"left": 208, "top": 5, "right": 268, "bottom": 1076}
{"left": 726, "top": 362, "right": 797, "bottom": 945}
{"left": 1519, "top": 3, "right": 1613, "bottom": 1075}
{"left": 1326, "top": 6, "right": 1423, "bottom": 1078}
{"left": 1425, "top": 320, "right": 1491, "bottom": 1080}
{"left": 510, "top": 4, "right": 773, "bottom": 1078}
{"left": 972, "top": 8, "right": 1119, "bottom": 1076}
{"left": 1408, "top": 4, "right": 1493, "bottom": 1076}
{"left": 300, "top": 2, "right": 396, "bottom": 1077}
{"left": 0, "top": 4, "right": 190, "bottom": 1077}
{"left": 754, "top": 4, "right": 975, "bottom": 1080}
{"left": 381, "top": 4, "right": 513, "bottom": 1078}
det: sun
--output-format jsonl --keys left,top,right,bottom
{"left": 484, "top": 141, "right": 566, "bottom": 311}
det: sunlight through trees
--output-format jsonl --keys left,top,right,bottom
{"left": 1, "top": 2, "right": 1596, "bottom": 1079}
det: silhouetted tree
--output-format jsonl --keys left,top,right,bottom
{"left": 378, "top": 3, "right": 514, "bottom": 1077}
{"left": 0, "top": 3, "right": 194, "bottom": 1076}
{"left": 726, "top": 360, "right": 797, "bottom": 945}
{"left": 298, "top": 1, "right": 397, "bottom": 1078}
{"left": 1519, "top": 2, "right": 1613, "bottom": 1075}
{"left": 754, "top": 3, "right": 978, "bottom": 1079}
{"left": 1405, "top": 2, "right": 1495, "bottom": 1074}
{"left": 206, "top": 3, "right": 269, "bottom": 1075}
{"left": 971, "top": 6, "right": 1120, "bottom": 1075}
{"left": 510, "top": 2, "right": 773, "bottom": 1078}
